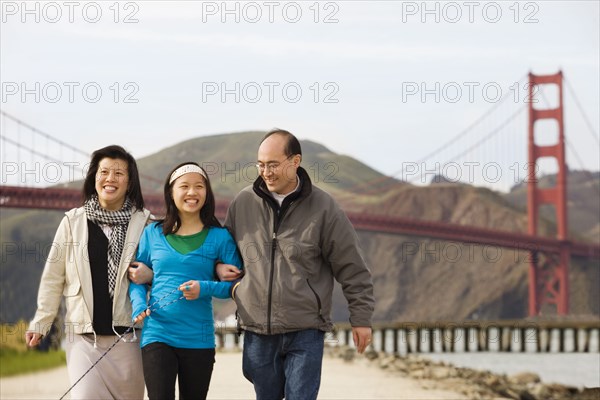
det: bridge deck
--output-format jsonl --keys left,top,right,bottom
{"left": 1, "top": 185, "right": 598, "bottom": 258}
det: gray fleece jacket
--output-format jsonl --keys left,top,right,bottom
{"left": 225, "top": 167, "right": 375, "bottom": 335}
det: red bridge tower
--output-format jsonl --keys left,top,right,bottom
{"left": 527, "top": 71, "right": 569, "bottom": 315}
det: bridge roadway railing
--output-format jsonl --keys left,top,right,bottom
{"left": 213, "top": 320, "right": 600, "bottom": 353}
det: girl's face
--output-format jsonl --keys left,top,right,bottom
{"left": 171, "top": 172, "right": 207, "bottom": 218}
{"left": 95, "top": 157, "right": 129, "bottom": 211}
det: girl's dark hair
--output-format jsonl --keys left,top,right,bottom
{"left": 161, "top": 162, "right": 221, "bottom": 235}
{"left": 82, "top": 145, "right": 145, "bottom": 210}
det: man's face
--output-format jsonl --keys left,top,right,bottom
{"left": 257, "top": 135, "right": 299, "bottom": 195}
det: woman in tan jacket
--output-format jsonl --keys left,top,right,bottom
{"left": 26, "top": 145, "right": 151, "bottom": 400}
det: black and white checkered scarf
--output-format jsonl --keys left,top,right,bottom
{"left": 84, "top": 195, "right": 133, "bottom": 298}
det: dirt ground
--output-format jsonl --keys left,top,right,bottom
{"left": 0, "top": 351, "right": 465, "bottom": 399}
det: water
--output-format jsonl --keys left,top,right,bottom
{"left": 423, "top": 352, "right": 600, "bottom": 388}
{"left": 367, "top": 327, "right": 600, "bottom": 388}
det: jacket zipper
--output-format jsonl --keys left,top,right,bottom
{"left": 266, "top": 201, "right": 294, "bottom": 334}
{"left": 267, "top": 230, "right": 277, "bottom": 334}
{"left": 68, "top": 215, "right": 94, "bottom": 333}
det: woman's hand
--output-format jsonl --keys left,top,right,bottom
{"left": 216, "top": 263, "right": 243, "bottom": 281}
{"left": 179, "top": 280, "right": 200, "bottom": 300}
{"left": 128, "top": 261, "right": 154, "bottom": 284}
{"left": 25, "top": 332, "right": 42, "bottom": 348}
{"left": 133, "top": 309, "right": 151, "bottom": 324}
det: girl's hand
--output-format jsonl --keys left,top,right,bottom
{"left": 179, "top": 280, "right": 200, "bottom": 300}
{"left": 133, "top": 309, "right": 151, "bottom": 324}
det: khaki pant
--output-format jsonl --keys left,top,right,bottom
{"left": 65, "top": 332, "right": 144, "bottom": 400}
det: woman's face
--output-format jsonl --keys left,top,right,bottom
{"left": 171, "top": 172, "right": 207, "bottom": 218}
{"left": 95, "top": 157, "right": 129, "bottom": 211}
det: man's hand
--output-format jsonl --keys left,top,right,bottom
{"left": 352, "top": 326, "right": 372, "bottom": 354}
{"left": 216, "top": 263, "right": 243, "bottom": 281}
{"left": 129, "top": 261, "right": 154, "bottom": 284}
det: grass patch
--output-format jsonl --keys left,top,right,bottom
{"left": 0, "top": 348, "right": 66, "bottom": 377}
{"left": 0, "top": 322, "right": 66, "bottom": 377}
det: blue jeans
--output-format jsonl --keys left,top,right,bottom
{"left": 242, "top": 329, "right": 325, "bottom": 400}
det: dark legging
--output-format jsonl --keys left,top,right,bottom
{"left": 141, "top": 342, "right": 215, "bottom": 400}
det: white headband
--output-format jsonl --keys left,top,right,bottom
{"left": 169, "top": 164, "right": 207, "bottom": 184}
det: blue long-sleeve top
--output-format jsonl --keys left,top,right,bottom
{"left": 129, "top": 222, "right": 242, "bottom": 349}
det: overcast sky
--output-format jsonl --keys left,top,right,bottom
{"left": 1, "top": 1, "right": 598, "bottom": 190}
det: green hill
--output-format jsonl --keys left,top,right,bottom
{"left": 1, "top": 132, "right": 598, "bottom": 324}
{"left": 503, "top": 170, "right": 600, "bottom": 242}
{"left": 137, "top": 131, "right": 386, "bottom": 198}
{"left": 0, "top": 209, "right": 65, "bottom": 323}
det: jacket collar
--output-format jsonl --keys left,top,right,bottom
{"left": 253, "top": 166, "right": 313, "bottom": 209}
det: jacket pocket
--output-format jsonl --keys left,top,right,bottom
{"left": 306, "top": 279, "right": 326, "bottom": 323}
{"left": 63, "top": 280, "right": 84, "bottom": 326}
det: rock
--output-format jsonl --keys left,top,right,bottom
{"left": 578, "top": 387, "right": 600, "bottom": 400}
{"left": 378, "top": 355, "right": 395, "bottom": 369}
{"left": 392, "top": 359, "right": 410, "bottom": 374}
{"left": 499, "top": 387, "right": 521, "bottom": 399}
{"left": 408, "top": 368, "right": 426, "bottom": 379}
{"left": 509, "top": 372, "right": 541, "bottom": 386}
{"left": 342, "top": 348, "right": 355, "bottom": 362}
{"left": 482, "top": 374, "right": 503, "bottom": 388}
{"left": 544, "top": 383, "right": 579, "bottom": 398}
{"left": 530, "top": 383, "right": 549, "bottom": 399}
{"left": 517, "top": 390, "right": 536, "bottom": 400}
{"left": 428, "top": 366, "right": 455, "bottom": 379}
{"left": 364, "top": 348, "right": 378, "bottom": 360}
{"left": 352, "top": 351, "right": 589, "bottom": 400}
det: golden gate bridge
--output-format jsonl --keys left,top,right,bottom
{"left": 1, "top": 71, "right": 599, "bottom": 317}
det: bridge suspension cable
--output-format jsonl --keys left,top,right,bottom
{"left": 351, "top": 74, "right": 528, "bottom": 194}
{"left": 564, "top": 76, "right": 600, "bottom": 146}
{"left": 1, "top": 135, "right": 85, "bottom": 172}
{"left": 536, "top": 83, "right": 599, "bottom": 184}
{"left": 0, "top": 110, "right": 90, "bottom": 158}
{"left": 404, "top": 105, "right": 526, "bottom": 185}
{"left": 0, "top": 110, "right": 163, "bottom": 187}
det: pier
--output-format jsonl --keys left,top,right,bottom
{"left": 215, "top": 320, "right": 600, "bottom": 354}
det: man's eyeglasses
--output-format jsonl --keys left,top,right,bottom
{"left": 256, "top": 155, "right": 294, "bottom": 173}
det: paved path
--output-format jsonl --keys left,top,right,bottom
{"left": 1, "top": 352, "right": 465, "bottom": 399}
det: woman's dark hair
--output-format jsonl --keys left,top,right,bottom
{"left": 261, "top": 128, "right": 302, "bottom": 157}
{"left": 82, "top": 145, "right": 145, "bottom": 210}
{"left": 161, "top": 162, "right": 221, "bottom": 235}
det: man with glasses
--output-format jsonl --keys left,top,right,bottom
{"left": 221, "top": 129, "right": 375, "bottom": 400}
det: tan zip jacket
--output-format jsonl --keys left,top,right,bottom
{"left": 225, "top": 167, "right": 374, "bottom": 335}
{"left": 28, "top": 207, "right": 151, "bottom": 336}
